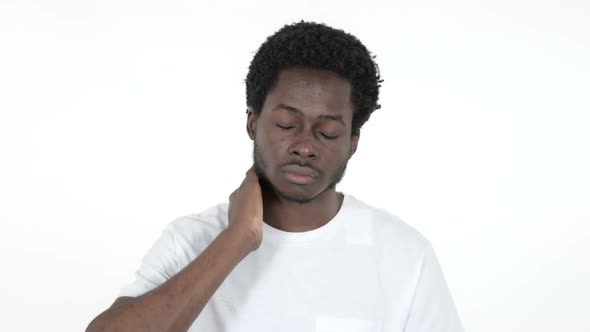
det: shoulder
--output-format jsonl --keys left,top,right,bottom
{"left": 164, "top": 202, "right": 229, "bottom": 249}
{"left": 345, "top": 194, "right": 431, "bottom": 254}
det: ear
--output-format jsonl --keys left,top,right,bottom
{"left": 246, "top": 107, "right": 257, "bottom": 140}
{"left": 350, "top": 133, "right": 359, "bottom": 157}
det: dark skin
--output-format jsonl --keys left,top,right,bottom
{"left": 86, "top": 66, "right": 360, "bottom": 332}
{"left": 248, "top": 66, "right": 359, "bottom": 232}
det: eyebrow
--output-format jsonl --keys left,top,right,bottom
{"left": 273, "top": 104, "right": 346, "bottom": 126}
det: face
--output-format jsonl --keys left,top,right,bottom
{"left": 247, "top": 67, "right": 359, "bottom": 204}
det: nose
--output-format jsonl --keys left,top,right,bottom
{"left": 288, "top": 136, "right": 318, "bottom": 160}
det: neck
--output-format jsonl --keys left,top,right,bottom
{"left": 262, "top": 188, "right": 344, "bottom": 232}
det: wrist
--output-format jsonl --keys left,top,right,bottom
{"left": 221, "top": 226, "right": 261, "bottom": 254}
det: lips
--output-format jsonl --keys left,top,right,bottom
{"left": 281, "top": 164, "right": 319, "bottom": 184}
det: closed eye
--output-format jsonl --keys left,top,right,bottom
{"left": 276, "top": 124, "right": 295, "bottom": 130}
{"left": 319, "top": 132, "right": 338, "bottom": 140}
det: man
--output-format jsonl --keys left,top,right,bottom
{"left": 87, "top": 21, "right": 463, "bottom": 332}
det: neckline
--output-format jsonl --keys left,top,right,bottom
{"left": 261, "top": 193, "right": 353, "bottom": 246}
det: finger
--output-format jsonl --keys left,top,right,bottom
{"left": 246, "top": 165, "right": 255, "bottom": 175}
{"left": 246, "top": 165, "right": 258, "bottom": 179}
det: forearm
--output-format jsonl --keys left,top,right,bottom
{"left": 86, "top": 229, "right": 253, "bottom": 332}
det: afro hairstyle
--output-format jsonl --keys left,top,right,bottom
{"left": 245, "top": 21, "right": 382, "bottom": 137}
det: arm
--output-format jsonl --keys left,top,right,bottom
{"left": 86, "top": 167, "right": 263, "bottom": 332}
{"left": 86, "top": 229, "right": 255, "bottom": 332}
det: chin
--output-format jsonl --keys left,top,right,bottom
{"left": 275, "top": 179, "right": 332, "bottom": 204}
{"left": 257, "top": 172, "right": 311, "bottom": 203}
{"left": 276, "top": 189, "right": 317, "bottom": 204}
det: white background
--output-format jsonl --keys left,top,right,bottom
{"left": 1, "top": 0, "right": 589, "bottom": 331}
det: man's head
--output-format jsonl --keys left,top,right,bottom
{"left": 245, "top": 21, "right": 382, "bottom": 204}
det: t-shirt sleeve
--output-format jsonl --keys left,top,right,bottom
{"left": 403, "top": 242, "right": 464, "bottom": 332}
{"left": 117, "top": 225, "right": 180, "bottom": 298}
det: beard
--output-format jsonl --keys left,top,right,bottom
{"left": 252, "top": 139, "right": 348, "bottom": 205}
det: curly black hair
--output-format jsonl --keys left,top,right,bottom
{"left": 245, "top": 21, "right": 382, "bottom": 137}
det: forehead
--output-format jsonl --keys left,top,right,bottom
{"left": 263, "top": 67, "right": 354, "bottom": 119}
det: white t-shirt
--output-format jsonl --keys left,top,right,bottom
{"left": 119, "top": 194, "right": 464, "bottom": 332}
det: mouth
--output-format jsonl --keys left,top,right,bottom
{"left": 281, "top": 164, "right": 319, "bottom": 185}
{"left": 283, "top": 172, "right": 316, "bottom": 185}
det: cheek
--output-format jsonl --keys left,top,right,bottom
{"left": 258, "top": 132, "right": 287, "bottom": 160}
{"left": 326, "top": 145, "right": 352, "bottom": 166}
